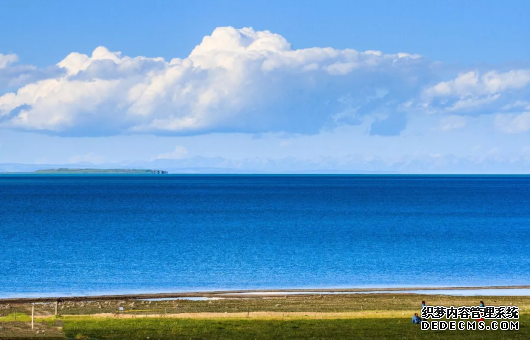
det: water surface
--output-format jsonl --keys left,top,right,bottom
{"left": 1, "top": 175, "right": 529, "bottom": 298}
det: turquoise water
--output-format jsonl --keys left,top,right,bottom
{"left": 0, "top": 175, "right": 529, "bottom": 298}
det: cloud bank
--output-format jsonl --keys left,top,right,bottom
{"left": 0, "top": 27, "right": 426, "bottom": 136}
{"left": 0, "top": 27, "right": 529, "bottom": 137}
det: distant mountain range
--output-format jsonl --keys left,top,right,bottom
{"left": 0, "top": 153, "right": 529, "bottom": 174}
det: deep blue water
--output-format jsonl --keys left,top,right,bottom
{"left": 1, "top": 175, "right": 529, "bottom": 298}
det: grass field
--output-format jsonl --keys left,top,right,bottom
{"left": 61, "top": 315, "right": 529, "bottom": 339}
{"left": 0, "top": 293, "right": 528, "bottom": 339}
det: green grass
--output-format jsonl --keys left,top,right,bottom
{"left": 63, "top": 315, "right": 529, "bottom": 339}
{"left": 0, "top": 312, "right": 31, "bottom": 322}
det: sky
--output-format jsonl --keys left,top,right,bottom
{"left": 1, "top": 0, "right": 529, "bottom": 173}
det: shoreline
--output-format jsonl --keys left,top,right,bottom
{"left": 2, "top": 285, "right": 530, "bottom": 303}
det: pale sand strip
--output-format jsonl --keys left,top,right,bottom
{"left": 3, "top": 285, "right": 530, "bottom": 304}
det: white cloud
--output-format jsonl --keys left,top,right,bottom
{"left": 422, "top": 70, "right": 530, "bottom": 114}
{"left": 1, "top": 27, "right": 530, "bottom": 138}
{"left": 495, "top": 112, "right": 530, "bottom": 134}
{"left": 425, "top": 70, "right": 530, "bottom": 98}
{"left": 0, "top": 27, "right": 424, "bottom": 136}
{"left": 154, "top": 145, "right": 189, "bottom": 160}
{"left": 0, "top": 53, "right": 18, "bottom": 69}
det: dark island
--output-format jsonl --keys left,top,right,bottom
{"left": 30, "top": 168, "right": 168, "bottom": 174}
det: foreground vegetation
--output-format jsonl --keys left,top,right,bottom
{"left": 61, "top": 315, "right": 529, "bottom": 339}
{"left": 1, "top": 293, "right": 528, "bottom": 339}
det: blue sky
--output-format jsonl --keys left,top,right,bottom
{"left": 1, "top": 0, "right": 529, "bottom": 173}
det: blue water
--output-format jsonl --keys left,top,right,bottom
{"left": 1, "top": 175, "right": 529, "bottom": 298}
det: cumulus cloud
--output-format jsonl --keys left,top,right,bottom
{"left": 495, "top": 112, "right": 530, "bottom": 134}
{"left": 1, "top": 27, "right": 529, "bottom": 137}
{"left": 0, "top": 27, "right": 426, "bottom": 136}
